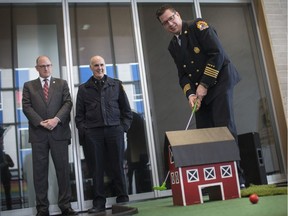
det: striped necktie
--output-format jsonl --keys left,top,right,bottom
{"left": 43, "top": 79, "right": 49, "bottom": 102}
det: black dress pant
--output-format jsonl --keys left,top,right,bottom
{"left": 1, "top": 180, "right": 12, "bottom": 210}
{"left": 85, "top": 126, "right": 127, "bottom": 208}
{"left": 195, "top": 88, "right": 245, "bottom": 185}
{"left": 195, "top": 87, "right": 237, "bottom": 141}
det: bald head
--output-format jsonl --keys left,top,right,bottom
{"left": 90, "top": 55, "right": 106, "bottom": 80}
{"left": 35, "top": 55, "right": 53, "bottom": 78}
{"left": 36, "top": 55, "right": 51, "bottom": 65}
{"left": 90, "top": 55, "right": 104, "bottom": 65}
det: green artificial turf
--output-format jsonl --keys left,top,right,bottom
{"left": 130, "top": 194, "right": 287, "bottom": 216}
{"left": 241, "top": 184, "right": 287, "bottom": 197}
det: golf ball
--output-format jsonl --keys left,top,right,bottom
{"left": 249, "top": 193, "right": 259, "bottom": 204}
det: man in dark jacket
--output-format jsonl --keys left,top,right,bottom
{"left": 156, "top": 5, "right": 245, "bottom": 187}
{"left": 75, "top": 55, "right": 133, "bottom": 214}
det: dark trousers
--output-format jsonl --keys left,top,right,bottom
{"left": 32, "top": 136, "right": 71, "bottom": 213}
{"left": 195, "top": 88, "right": 245, "bottom": 185}
{"left": 196, "top": 87, "right": 237, "bottom": 141}
{"left": 1, "top": 180, "right": 12, "bottom": 210}
{"left": 85, "top": 126, "right": 127, "bottom": 208}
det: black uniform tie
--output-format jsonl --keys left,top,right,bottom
{"left": 177, "top": 35, "right": 181, "bottom": 46}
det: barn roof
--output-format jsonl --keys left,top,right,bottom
{"left": 165, "top": 127, "right": 240, "bottom": 167}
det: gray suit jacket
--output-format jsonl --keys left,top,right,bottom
{"left": 22, "top": 77, "right": 72, "bottom": 143}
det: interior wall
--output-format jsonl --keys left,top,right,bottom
{"left": 255, "top": 0, "right": 287, "bottom": 170}
{"left": 261, "top": 0, "right": 287, "bottom": 119}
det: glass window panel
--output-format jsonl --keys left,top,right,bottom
{"left": 0, "top": 3, "right": 79, "bottom": 213}
{"left": 137, "top": 2, "right": 196, "bottom": 187}
{"left": 1, "top": 125, "right": 19, "bottom": 211}
{"left": 1, "top": 69, "right": 13, "bottom": 89}
{"left": 200, "top": 2, "right": 283, "bottom": 184}
{"left": 69, "top": 3, "right": 153, "bottom": 206}
{"left": 70, "top": 3, "right": 112, "bottom": 66}
{"left": 0, "top": 5, "right": 12, "bottom": 76}
{"left": 2, "top": 91, "right": 15, "bottom": 123}
{"left": 2, "top": 125, "right": 17, "bottom": 169}
{"left": 110, "top": 5, "right": 137, "bottom": 63}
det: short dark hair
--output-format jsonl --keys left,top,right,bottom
{"left": 155, "top": 4, "right": 176, "bottom": 22}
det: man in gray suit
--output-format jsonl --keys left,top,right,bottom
{"left": 22, "top": 56, "right": 77, "bottom": 216}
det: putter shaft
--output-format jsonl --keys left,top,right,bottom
{"left": 185, "top": 100, "right": 198, "bottom": 130}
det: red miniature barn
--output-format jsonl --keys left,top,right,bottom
{"left": 165, "top": 127, "right": 241, "bottom": 206}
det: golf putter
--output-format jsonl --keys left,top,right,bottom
{"left": 185, "top": 99, "right": 198, "bottom": 130}
{"left": 153, "top": 100, "right": 198, "bottom": 191}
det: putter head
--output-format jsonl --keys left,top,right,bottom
{"left": 153, "top": 186, "right": 162, "bottom": 190}
{"left": 153, "top": 182, "right": 167, "bottom": 191}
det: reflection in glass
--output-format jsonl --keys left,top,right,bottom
{"left": 126, "top": 111, "right": 151, "bottom": 194}
{"left": 69, "top": 3, "right": 152, "bottom": 201}
{"left": 200, "top": 3, "right": 283, "bottom": 180}
{"left": 137, "top": 2, "right": 196, "bottom": 186}
{"left": 0, "top": 3, "right": 77, "bottom": 213}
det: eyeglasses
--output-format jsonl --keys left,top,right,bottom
{"left": 161, "top": 12, "right": 176, "bottom": 26}
{"left": 38, "top": 64, "right": 52, "bottom": 68}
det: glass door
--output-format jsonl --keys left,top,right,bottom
{"left": 200, "top": 2, "right": 285, "bottom": 184}
{"left": 0, "top": 2, "right": 80, "bottom": 215}
{"left": 68, "top": 2, "right": 154, "bottom": 210}
{"left": 137, "top": 2, "right": 196, "bottom": 186}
